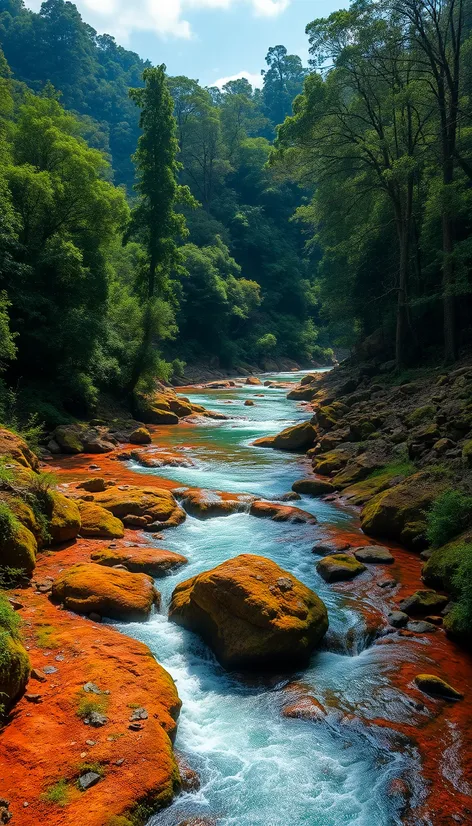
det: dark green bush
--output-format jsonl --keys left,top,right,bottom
{"left": 426, "top": 490, "right": 472, "bottom": 548}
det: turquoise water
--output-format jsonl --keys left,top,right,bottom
{"left": 118, "top": 372, "right": 424, "bottom": 826}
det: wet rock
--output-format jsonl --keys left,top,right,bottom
{"left": 316, "top": 554, "right": 366, "bottom": 583}
{"left": 253, "top": 421, "right": 317, "bottom": 452}
{"left": 406, "top": 620, "right": 437, "bottom": 634}
{"left": 176, "top": 754, "right": 201, "bottom": 792}
{"left": 244, "top": 399, "right": 255, "bottom": 406}
{"left": 291, "top": 478, "right": 335, "bottom": 496}
{"left": 312, "top": 539, "right": 351, "bottom": 556}
{"left": 129, "top": 426, "right": 152, "bottom": 444}
{"left": 51, "top": 563, "right": 159, "bottom": 621}
{"left": 399, "top": 590, "right": 449, "bottom": 616}
{"left": 388, "top": 611, "right": 409, "bottom": 628}
{"left": 180, "top": 489, "right": 254, "bottom": 518}
{"left": 353, "top": 545, "right": 394, "bottom": 564}
{"left": 30, "top": 668, "right": 47, "bottom": 682}
{"left": 245, "top": 376, "right": 262, "bottom": 385}
{"left": 78, "top": 771, "right": 101, "bottom": 791}
{"left": 377, "top": 577, "right": 397, "bottom": 589}
{"left": 91, "top": 546, "right": 188, "bottom": 577}
{"left": 414, "top": 674, "right": 464, "bottom": 700}
{"left": 92, "top": 485, "right": 186, "bottom": 530}
{"left": 77, "top": 477, "right": 108, "bottom": 493}
{"left": 250, "top": 501, "right": 317, "bottom": 524}
{"left": 169, "top": 554, "right": 328, "bottom": 670}
{"left": 281, "top": 696, "right": 326, "bottom": 721}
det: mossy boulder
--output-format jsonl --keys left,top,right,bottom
{"left": 53, "top": 424, "right": 85, "bottom": 454}
{"left": 0, "top": 504, "right": 37, "bottom": 575}
{"left": 398, "top": 589, "right": 449, "bottom": 616}
{"left": 342, "top": 467, "right": 408, "bottom": 507}
{"left": 316, "top": 554, "right": 366, "bottom": 583}
{"left": 128, "top": 427, "right": 152, "bottom": 445}
{"left": 0, "top": 427, "right": 39, "bottom": 471}
{"left": 0, "top": 634, "right": 30, "bottom": 712}
{"left": 291, "top": 478, "right": 335, "bottom": 496}
{"left": 51, "top": 562, "right": 159, "bottom": 621}
{"left": 91, "top": 546, "right": 188, "bottom": 576}
{"left": 92, "top": 485, "right": 186, "bottom": 530}
{"left": 169, "top": 554, "right": 328, "bottom": 670}
{"left": 406, "top": 405, "right": 436, "bottom": 427}
{"left": 48, "top": 492, "right": 81, "bottom": 545}
{"left": 78, "top": 501, "right": 124, "bottom": 539}
{"left": 316, "top": 404, "right": 348, "bottom": 431}
{"left": 360, "top": 472, "right": 447, "bottom": 549}
{"left": 254, "top": 421, "right": 317, "bottom": 452}
{"left": 422, "top": 531, "right": 472, "bottom": 592}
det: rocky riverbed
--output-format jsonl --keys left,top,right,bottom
{"left": 1, "top": 369, "right": 471, "bottom": 826}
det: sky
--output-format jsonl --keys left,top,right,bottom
{"left": 24, "top": 0, "right": 344, "bottom": 88}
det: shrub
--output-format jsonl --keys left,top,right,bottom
{"left": 426, "top": 489, "right": 472, "bottom": 548}
{"left": 445, "top": 544, "right": 472, "bottom": 637}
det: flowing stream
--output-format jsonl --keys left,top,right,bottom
{"left": 117, "top": 372, "right": 426, "bottom": 826}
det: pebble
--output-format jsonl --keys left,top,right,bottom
{"left": 42, "top": 666, "right": 57, "bottom": 675}
{"left": 129, "top": 707, "right": 148, "bottom": 722}
{"left": 86, "top": 740, "right": 96, "bottom": 747}
{"left": 30, "top": 668, "right": 47, "bottom": 682}
{"left": 83, "top": 682, "right": 102, "bottom": 694}
{"left": 77, "top": 771, "right": 101, "bottom": 792}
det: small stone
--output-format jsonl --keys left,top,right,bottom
{"left": 115, "top": 758, "right": 125, "bottom": 766}
{"left": 25, "top": 694, "right": 42, "bottom": 703}
{"left": 23, "top": 802, "right": 28, "bottom": 808}
{"left": 89, "top": 613, "right": 102, "bottom": 623}
{"left": 8, "top": 597, "right": 24, "bottom": 610}
{"left": 83, "top": 682, "right": 102, "bottom": 694}
{"left": 407, "top": 620, "right": 437, "bottom": 634}
{"left": 30, "top": 668, "right": 47, "bottom": 682}
{"left": 85, "top": 740, "right": 96, "bottom": 747}
{"left": 80, "top": 751, "right": 87, "bottom": 758}
{"left": 42, "top": 666, "right": 57, "bottom": 675}
{"left": 128, "top": 722, "right": 143, "bottom": 731}
{"left": 276, "top": 577, "right": 293, "bottom": 592}
{"left": 129, "top": 706, "right": 148, "bottom": 721}
{"left": 414, "top": 674, "right": 464, "bottom": 700}
{"left": 378, "top": 578, "right": 397, "bottom": 589}
{"left": 55, "top": 654, "right": 65, "bottom": 661}
{"left": 84, "top": 711, "right": 107, "bottom": 727}
{"left": 78, "top": 771, "right": 101, "bottom": 792}
{"left": 425, "top": 615, "right": 443, "bottom": 625}
{"left": 388, "top": 611, "right": 409, "bottom": 628}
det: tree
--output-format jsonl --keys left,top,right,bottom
{"left": 261, "top": 45, "right": 307, "bottom": 127}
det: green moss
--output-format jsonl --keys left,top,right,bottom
{"left": 35, "top": 623, "right": 60, "bottom": 649}
{"left": 426, "top": 489, "right": 472, "bottom": 548}
{"left": 445, "top": 546, "right": 472, "bottom": 638}
{"left": 41, "top": 779, "right": 70, "bottom": 806}
{"left": 0, "top": 592, "right": 21, "bottom": 638}
{"left": 462, "top": 440, "right": 472, "bottom": 467}
{"left": 106, "top": 818, "right": 133, "bottom": 826}
{"left": 0, "top": 502, "right": 36, "bottom": 575}
{"left": 76, "top": 693, "right": 109, "bottom": 719}
{"left": 406, "top": 405, "right": 436, "bottom": 426}
{"left": 77, "top": 761, "right": 106, "bottom": 778}
{"left": 368, "top": 460, "right": 415, "bottom": 480}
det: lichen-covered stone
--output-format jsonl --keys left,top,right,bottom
{"left": 253, "top": 421, "right": 317, "bottom": 452}
{"left": 0, "top": 427, "right": 39, "bottom": 471}
{"left": 414, "top": 674, "right": 463, "bottom": 700}
{"left": 0, "top": 634, "right": 30, "bottom": 712}
{"left": 91, "top": 546, "right": 188, "bottom": 577}
{"left": 169, "top": 554, "right": 328, "bottom": 669}
{"left": 129, "top": 427, "right": 152, "bottom": 445}
{"left": 48, "top": 491, "right": 81, "bottom": 545}
{"left": 0, "top": 507, "right": 37, "bottom": 575}
{"left": 92, "top": 486, "right": 185, "bottom": 530}
{"left": 51, "top": 563, "right": 159, "bottom": 620}
{"left": 291, "top": 478, "right": 335, "bottom": 496}
{"left": 78, "top": 501, "right": 124, "bottom": 539}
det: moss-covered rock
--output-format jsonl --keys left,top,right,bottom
{"left": 53, "top": 424, "right": 85, "bottom": 454}
{"left": 48, "top": 492, "right": 81, "bottom": 545}
{"left": 128, "top": 427, "right": 152, "bottom": 445}
{"left": 360, "top": 472, "right": 447, "bottom": 549}
{"left": 91, "top": 546, "right": 188, "bottom": 576}
{"left": 462, "top": 440, "right": 472, "bottom": 467}
{"left": 78, "top": 501, "right": 124, "bottom": 539}
{"left": 399, "top": 589, "right": 449, "bottom": 615}
{"left": 169, "top": 554, "right": 328, "bottom": 670}
{"left": 51, "top": 562, "right": 159, "bottom": 620}
{"left": 0, "top": 633, "right": 30, "bottom": 712}
{"left": 92, "top": 485, "right": 186, "bottom": 530}
{"left": 291, "top": 478, "right": 335, "bottom": 496}
{"left": 0, "top": 503, "right": 37, "bottom": 575}
{"left": 414, "top": 674, "right": 463, "bottom": 700}
{"left": 406, "top": 405, "right": 436, "bottom": 427}
{"left": 316, "top": 554, "right": 366, "bottom": 582}
{"left": 0, "top": 427, "right": 39, "bottom": 471}
{"left": 254, "top": 421, "right": 317, "bottom": 452}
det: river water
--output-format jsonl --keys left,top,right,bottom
{"left": 118, "top": 372, "right": 428, "bottom": 826}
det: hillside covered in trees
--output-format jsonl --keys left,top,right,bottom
{"left": 0, "top": 0, "right": 471, "bottom": 428}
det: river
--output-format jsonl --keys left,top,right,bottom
{"left": 111, "top": 370, "right": 457, "bottom": 826}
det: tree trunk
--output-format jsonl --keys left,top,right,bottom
{"left": 442, "top": 210, "right": 456, "bottom": 362}
{"left": 395, "top": 218, "right": 409, "bottom": 370}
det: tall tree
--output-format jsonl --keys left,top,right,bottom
{"left": 261, "top": 45, "right": 306, "bottom": 127}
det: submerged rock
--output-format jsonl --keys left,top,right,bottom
{"left": 249, "top": 501, "right": 317, "bottom": 524}
{"left": 291, "top": 478, "right": 335, "bottom": 496}
{"left": 169, "top": 554, "right": 328, "bottom": 670}
{"left": 414, "top": 674, "right": 464, "bottom": 700}
{"left": 51, "top": 562, "right": 159, "bottom": 621}
{"left": 316, "top": 554, "right": 366, "bottom": 583}
{"left": 180, "top": 489, "right": 254, "bottom": 518}
{"left": 353, "top": 545, "right": 394, "bottom": 564}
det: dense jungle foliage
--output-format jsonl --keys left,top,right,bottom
{"left": 0, "top": 0, "right": 471, "bottom": 426}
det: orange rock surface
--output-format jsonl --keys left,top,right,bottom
{"left": 91, "top": 485, "right": 186, "bottom": 530}
{"left": 0, "top": 426, "right": 39, "bottom": 471}
{"left": 169, "top": 554, "right": 328, "bottom": 669}
{"left": 249, "top": 500, "right": 317, "bottom": 524}
{"left": 51, "top": 563, "right": 159, "bottom": 620}
{"left": 78, "top": 500, "right": 125, "bottom": 539}
{"left": 91, "top": 546, "right": 188, "bottom": 576}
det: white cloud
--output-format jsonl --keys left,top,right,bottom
{"left": 212, "top": 69, "right": 263, "bottom": 89}
{"left": 24, "top": 0, "right": 291, "bottom": 40}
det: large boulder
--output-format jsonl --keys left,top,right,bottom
{"left": 398, "top": 589, "right": 449, "bottom": 616}
{"left": 91, "top": 546, "right": 188, "bottom": 577}
{"left": 51, "top": 563, "right": 159, "bottom": 621}
{"left": 0, "top": 505, "right": 37, "bottom": 575}
{"left": 360, "top": 472, "right": 447, "bottom": 550}
{"left": 169, "top": 554, "right": 328, "bottom": 669}
{"left": 0, "top": 427, "right": 39, "bottom": 471}
{"left": 129, "top": 426, "right": 152, "bottom": 445}
{"left": 92, "top": 486, "right": 186, "bottom": 531}
{"left": 78, "top": 501, "right": 124, "bottom": 539}
{"left": 249, "top": 501, "right": 317, "bottom": 524}
{"left": 179, "top": 489, "right": 255, "bottom": 518}
{"left": 253, "top": 421, "right": 317, "bottom": 452}
{"left": 48, "top": 492, "right": 81, "bottom": 545}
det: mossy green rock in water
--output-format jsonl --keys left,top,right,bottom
{"left": 253, "top": 421, "right": 317, "bottom": 452}
{"left": 292, "top": 478, "right": 335, "bottom": 496}
{"left": 360, "top": 472, "right": 446, "bottom": 549}
{"left": 414, "top": 674, "right": 463, "bottom": 700}
{"left": 0, "top": 634, "right": 30, "bottom": 711}
{"left": 169, "top": 554, "right": 328, "bottom": 670}
{"left": 316, "top": 554, "right": 366, "bottom": 583}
